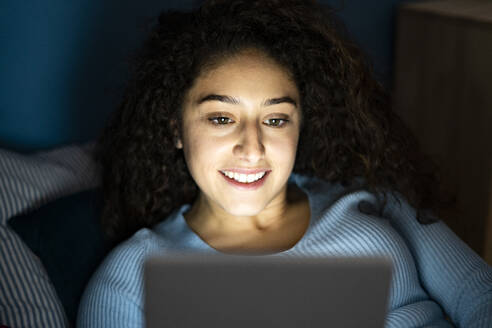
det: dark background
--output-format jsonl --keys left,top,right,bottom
{"left": 0, "top": 0, "right": 414, "bottom": 152}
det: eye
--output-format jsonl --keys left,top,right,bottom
{"left": 208, "top": 116, "right": 234, "bottom": 125}
{"left": 264, "top": 118, "right": 289, "bottom": 128}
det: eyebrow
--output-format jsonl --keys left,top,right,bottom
{"left": 196, "top": 94, "right": 297, "bottom": 107}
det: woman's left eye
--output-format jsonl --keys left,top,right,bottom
{"left": 264, "top": 118, "right": 289, "bottom": 128}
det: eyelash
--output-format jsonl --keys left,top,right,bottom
{"left": 208, "top": 117, "right": 289, "bottom": 128}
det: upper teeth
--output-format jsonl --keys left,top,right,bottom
{"left": 221, "top": 171, "right": 267, "bottom": 183}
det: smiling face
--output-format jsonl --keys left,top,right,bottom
{"left": 178, "top": 49, "right": 301, "bottom": 220}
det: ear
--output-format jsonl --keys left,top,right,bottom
{"left": 169, "top": 119, "right": 183, "bottom": 149}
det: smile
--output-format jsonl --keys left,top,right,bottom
{"left": 220, "top": 171, "right": 266, "bottom": 183}
{"left": 219, "top": 170, "right": 271, "bottom": 190}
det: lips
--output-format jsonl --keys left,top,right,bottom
{"left": 219, "top": 170, "right": 270, "bottom": 190}
{"left": 220, "top": 168, "right": 270, "bottom": 174}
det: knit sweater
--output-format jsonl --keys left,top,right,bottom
{"left": 77, "top": 173, "right": 492, "bottom": 327}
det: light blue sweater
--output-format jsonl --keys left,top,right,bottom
{"left": 77, "top": 173, "right": 492, "bottom": 327}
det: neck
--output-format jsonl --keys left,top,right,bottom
{"left": 184, "top": 184, "right": 304, "bottom": 235}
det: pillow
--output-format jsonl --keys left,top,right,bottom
{"left": 0, "top": 224, "right": 69, "bottom": 327}
{"left": 0, "top": 142, "right": 100, "bottom": 225}
{"left": 0, "top": 143, "right": 100, "bottom": 327}
{"left": 8, "top": 188, "right": 110, "bottom": 326}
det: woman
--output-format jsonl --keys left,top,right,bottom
{"left": 77, "top": 0, "right": 492, "bottom": 327}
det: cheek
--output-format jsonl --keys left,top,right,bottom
{"left": 183, "top": 133, "right": 226, "bottom": 174}
{"left": 268, "top": 133, "right": 299, "bottom": 165}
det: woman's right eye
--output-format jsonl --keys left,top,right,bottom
{"left": 208, "top": 116, "right": 234, "bottom": 125}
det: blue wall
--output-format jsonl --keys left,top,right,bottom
{"left": 0, "top": 0, "right": 412, "bottom": 152}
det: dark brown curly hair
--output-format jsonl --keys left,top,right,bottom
{"left": 97, "top": 0, "right": 455, "bottom": 243}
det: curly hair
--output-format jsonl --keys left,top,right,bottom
{"left": 97, "top": 0, "right": 455, "bottom": 243}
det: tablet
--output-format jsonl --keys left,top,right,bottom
{"left": 144, "top": 254, "right": 392, "bottom": 328}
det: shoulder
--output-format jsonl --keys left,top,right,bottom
{"left": 108, "top": 228, "right": 165, "bottom": 263}
{"left": 84, "top": 228, "right": 164, "bottom": 291}
{"left": 311, "top": 187, "right": 411, "bottom": 256}
{"left": 296, "top": 174, "right": 413, "bottom": 251}
{"left": 297, "top": 175, "right": 420, "bottom": 269}
{"left": 76, "top": 228, "right": 164, "bottom": 327}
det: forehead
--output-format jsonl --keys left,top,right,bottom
{"left": 187, "top": 49, "right": 299, "bottom": 99}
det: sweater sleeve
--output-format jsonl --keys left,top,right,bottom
{"left": 76, "top": 231, "right": 153, "bottom": 328}
{"left": 383, "top": 195, "right": 492, "bottom": 328}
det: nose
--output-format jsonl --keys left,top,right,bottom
{"left": 233, "top": 121, "right": 265, "bottom": 163}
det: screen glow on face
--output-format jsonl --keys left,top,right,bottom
{"left": 179, "top": 49, "right": 301, "bottom": 219}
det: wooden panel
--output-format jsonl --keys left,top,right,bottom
{"left": 458, "top": 22, "right": 492, "bottom": 258}
{"left": 406, "top": 0, "right": 492, "bottom": 24}
{"left": 394, "top": 0, "right": 492, "bottom": 262}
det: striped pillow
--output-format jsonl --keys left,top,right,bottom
{"left": 0, "top": 143, "right": 100, "bottom": 327}
{"left": 0, "top": 225, "right": 69, "bottom": 327}
{"left": 0, "top": 142, "right": 100, "bottom": 225}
